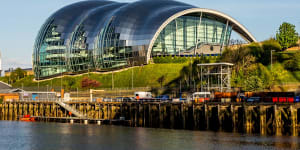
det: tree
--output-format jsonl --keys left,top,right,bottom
{"left": 9, "top": 68, "right": 26, "bottom": 83}
{"left": 276, "top": 22, "right": 299, "bottom": 49}
{"left": 14, "top": 68, "right": 26, "bottom": 79}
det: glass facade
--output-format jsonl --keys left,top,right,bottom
{"left": 152, "top": 14, "right": 232, "bottom": 56}
{"left": 33, "top": 0, "right": 254, "bottom": 79}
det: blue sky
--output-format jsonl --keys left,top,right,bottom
{"left": 0, "top": 0, "right": 299, "bottom": 71}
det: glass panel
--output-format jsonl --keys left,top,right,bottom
{"left": 152, "top": 15, "right": 232, "bottom": 57}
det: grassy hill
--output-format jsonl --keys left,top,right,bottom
{"left": 4, "top": 63, "right": 188, "bottom": 91}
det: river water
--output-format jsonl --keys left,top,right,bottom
{"left": 0, "top": 121, "right": 299, "bottom": 150}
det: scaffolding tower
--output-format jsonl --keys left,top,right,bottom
{"left": 197, "top": 63, "right": 233, "bottom": 92}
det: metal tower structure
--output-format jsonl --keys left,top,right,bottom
{"left": 197, "top": 63, "right": 233, "bottom": 92}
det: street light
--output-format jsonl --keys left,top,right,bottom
{"left": 22, "top": 83, "right": 24, "bottom": 101}
{"left": 111, "top": 70, "right": 114, "bottom": 90}
{"left": 271, "top": 50, "right": 276, "bottom": 71}
{"left": 131, "top": 61, "right": 134, "bottom": 89}
{"left": 46, "top": 85, "right": 49, "bottom": 100}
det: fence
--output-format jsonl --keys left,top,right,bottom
{"left": 18, "top": 97, "right": 178, "bottom": 103}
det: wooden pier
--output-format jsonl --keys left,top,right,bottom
{"left": 1, "top": 101, "right": 300, "bottom": 135}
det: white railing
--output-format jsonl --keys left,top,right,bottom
{"left": 56, "top": 101, "right": 86, "bottom": 118}
{"left": 18, "top": 98, "right": 187, "bottom": 103}
{"left": 20, "top": 98, "right": 60, "bottom": 102}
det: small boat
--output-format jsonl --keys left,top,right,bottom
{"left": 20, "top": 115, "right": 35, "bottom": 122}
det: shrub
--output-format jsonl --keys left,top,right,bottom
{"left": 284, "top": 52, "right": 300, "bottom": 71}
{"left": 80, "top": 77, "right": 101, "bottom": 89}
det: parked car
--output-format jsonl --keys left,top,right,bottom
{"left": 295, "top": 96, "right": 300, "bottom": 103}
{"left": 247, "top": 97, "right": 261, "bottom": 103}
{"left": 156, "top": 95, "right": 170, "bottom": 101}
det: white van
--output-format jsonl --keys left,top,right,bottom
{"left": 189, "top": 92, "right": 211, "bottom": 102}
{"left": 134, "top": 92, "right": 152, "bottom": 99}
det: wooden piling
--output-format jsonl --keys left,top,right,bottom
{"left": 0, "top": 101, "right": 298, "bottom": 136}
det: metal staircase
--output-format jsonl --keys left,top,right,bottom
{"left": 56, "top": 101, "right": 87, "bottom": 119}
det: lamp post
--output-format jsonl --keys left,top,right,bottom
{"left": 131, "top": 61, "right": 134, "bottom": 89}
{"left": 60, "top": 66, "right": 63, "bottom": 101}
{"left": 111, "top": 70, "right": 114, "bottom": 90}
{"left": 271, "top": 50, "right": 275, "bottom": 71}
{"left": 22, "top": 83, "right": 24, "bottom": 101}
{"left": 37, "top": 69, "right": 40, "bottom": 92}
{"left": 47, "top": 85, "right": 49, "bottom": 100}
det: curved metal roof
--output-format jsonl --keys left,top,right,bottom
{"left": 35, "top": 0, "right": 256, "bottom": 51}
{"left": 34, "top": 0, "right": 257, "bottom": 77}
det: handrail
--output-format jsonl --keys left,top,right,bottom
{"left": 18, "top": 98, "right": 188, "bottom": 103}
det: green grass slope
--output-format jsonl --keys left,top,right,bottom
{"left": 7, "top": 63, "right": 188, "bottom": 91}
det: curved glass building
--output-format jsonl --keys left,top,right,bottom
{"left": 33, "top": 0, "right": 256, "bottom": 79}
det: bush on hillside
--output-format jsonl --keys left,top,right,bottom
{"left": 240, "top": 63, "right": 272, "bottom": 91}
{"left": 284, "top": 52, "right": 300, "bottom": 71}
{"left": 80, "top": 77, "right": 101, "bottom": 89}
{"left": 260, "top": 39, "right": 282, "bottom": 65}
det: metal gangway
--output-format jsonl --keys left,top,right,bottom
{"left": 56, "top": 101, "right": 87, "bottom": 119}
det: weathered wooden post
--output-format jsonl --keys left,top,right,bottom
{"left": 95, "top": 104, "right": 100, "bottom": 119}
{"left": 134, "top": 104, "right": 138, "bottom": 127}
{"left": 290, "top": 106, "right": 298, "bottom": 136}
{"left": 290, "top": 106, "right": 297, "bottom": 128}
{"left": 99, "top": 104, "right": 103, "bottom": 119}
{"left": 39, "top": 103, "right": 44, "bottom": 117}
{"left": 217, "top": 104, "right": 222, "bottom": 130}
{"left": 205, "top": 104, "right": 210, "bottom": 130}
{"left": 13, "top": 103, "right": 18, "bottom": 120}
{"left": 259, "top": 106, "right": 266, "bottom": 135}
{"left": 245, "top": 106, "right": 254, "bottom": 133}
{"left": 5, "top": 103, "right": 9, "bottom": 120}
{"left": 274, "top": 105, "right": 282, "bottom": 128}
{"left": 231, "top": 105, "right": 237, "bottom": 132}
{"left": 46, "top": 104, "right": 50, "bottom": 118}
{"left": 274, "top": 105, "right": 282, "bottom": 136}
{"left": 34, "top": 103, "right": 39, "bottom": 117}
{"left": 181, "top": 103, "right": 186, "bottom": 129}
{"left": 79, "top": 104, "right": 84, "bottom": 117}
{"left": 0, "top": 104, "right": 3, "bottom": 120}
{"left": 138, "top": 104, "right": 143, "bottom": 127}
{"left": 170, "top": 104, "right": 174, "bottom": 129}
{"left": 52, "top": 103, "right": 56, "bottom": 117}
{"left": 87, "top": 103, "right": 91, "bottom": 118}
{"left": 107, "top": 104, "right": 111, "bottom": 120}
{"left": 18, "top": 103, "right": 23, "bottom": 118}
{"left": 29, "top": 103, "right": 33, "bottom": 116}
